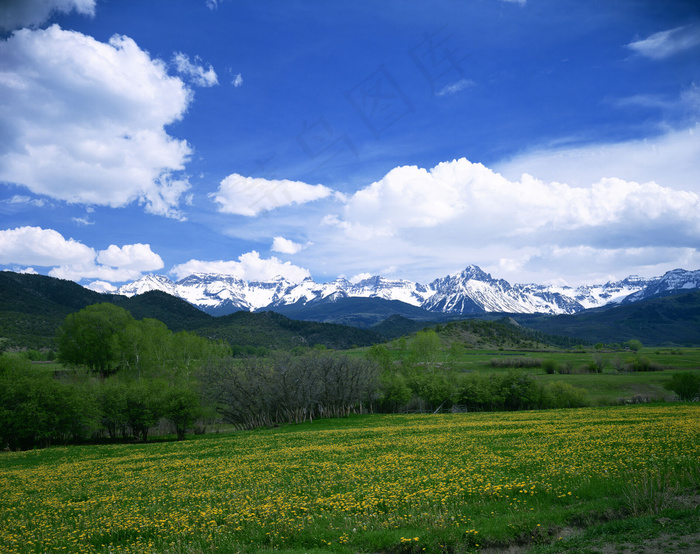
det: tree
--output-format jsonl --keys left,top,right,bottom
{"left": 625, "top": 339, "right": 643, "bottom": 352}
{"left": 0, "top": 355, "right": 98, "bottom": 450}
{"left": 123, "top": 381, "right": 162, "bottom": 442}
{"left": 57, "top": 303, "right": 135, "bottom": 376}
{"left": 162, "top": 386, "right": 202, "bottom": 440}
{"left": 664, "top": 372, "right": 700, "bottom": 401}
{"left": 410, "top": 329, "right": 442, "bottom": 369}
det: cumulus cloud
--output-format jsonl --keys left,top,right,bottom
{"left": 211, "top": 174, "right": 332, "bottom": 216}
{"left": 0, "top": 0, "right": 95, "bottom": 32}
{"left": 0, "top": 25, "right": 193, "bottom": 218}
{"left": 85, "top": 280, "right": 117, "bottom": 293}
{"left": 303, "top": 156, "right": 700, "bottom": 285}
{"left": 271, "top": 236, "right": 304, "bottom": 255}
{"left": 232, "top": 73, "right": 243, "bottom": 87}
{"left": 172, "top": 52, "right": 218, "bottom": 87}
{"left": 0, "top": 226, "right": 165, "bottom": 282}
{"left": 0, "top": 226, "right": 94, "bottom": 266}
{"left": 171, "top": 251, "right": 311, "bottom": 282}
{"left": 335, "top": 159, "right": 699, "bottom": 245}
{"left": 96, "top": 244, "right": 164, "bottom": 272}
{"left": 627, "top": 25, "right": 700, "bottom": 60}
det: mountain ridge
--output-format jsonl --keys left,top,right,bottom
{"left": 114, "top": 265, "right": 700, "bottom": 317}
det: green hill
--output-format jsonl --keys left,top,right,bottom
{"left": 0, "top": 272, "right": 384, "bottom": 351}
{"left": 520, "top": 291, "right": 700, "bottom": 346}
{"left": 195, "top": 310, "right": 385, "bottom": 351}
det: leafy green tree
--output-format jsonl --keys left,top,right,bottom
{"left": 0, "top": 355, "right": 98, "bottom": 450}
{"left": 124, "top": 381, "right": 162, "bottom": 442}
{"left": 664, "top": 372, "right": 700, "bottom": 401}
{"left": 376, "top": 371, "right": 412, "bottom": 412}
{"left": 162, "top": 385, "right": 202, "bottom": 440}
{"left": 99, "top": 379, "right": 130, "bottom": 439}
{"left": 57, "top": 303, "right": 135, "bottom": 376}
{"left": 367, "top": 344, "right": 392, "bottom": 372}
{"left": 410, "top": 329, "right": 442, "bottom": 369}
{"left": 625, "top": 339, "right": 643, "bottom": 352}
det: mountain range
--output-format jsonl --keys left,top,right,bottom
{"left": 115, "top": 265, "right": 700, "bottom": 318}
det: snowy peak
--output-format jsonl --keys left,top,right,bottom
{"left": 621, "top": 268, "right": 700, "bottom": 304}
{"left": 117, "top": 274, "right": 177, "bottom": 297}
{"left": 113, "top": 265, "right": 700, "bottom": 317}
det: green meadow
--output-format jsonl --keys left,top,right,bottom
{"left": 1, "top": 405, "right": 699, "bottom": 553}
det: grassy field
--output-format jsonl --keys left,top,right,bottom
{"left": 1, "top": 405, "right": 699, "bottom": 553}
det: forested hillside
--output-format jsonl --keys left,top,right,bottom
{"left": 520, "top": 291, "right": 700, "bottom": 346}
{"left": 0, "top": 272, "right": 384, "bottom": 351}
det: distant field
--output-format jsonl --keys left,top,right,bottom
{"left": 1, "top": 405, "right": 699, "bottom": 553}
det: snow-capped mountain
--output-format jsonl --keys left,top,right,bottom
{"left": 114, "top": 266, "right": 700, "bottom": 317}
{"left": 620, "top": 269, "right": 700, "bottom": 304}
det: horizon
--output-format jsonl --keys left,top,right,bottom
{"left": 1, "top": 1, "right": 699, "bottom": 289}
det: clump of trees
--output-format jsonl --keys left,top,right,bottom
{"left": 201, "top": 353, "right": 379, "bottom": 429}
{"left": 0, "top": 303, "right": 230, "bottom": 450}
{"left": 664, "top": 372, "right": 700, "bottom": 401}
{"left": 2, "top": 304, "right": 610, "bottom": 452}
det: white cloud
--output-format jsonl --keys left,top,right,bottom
{"left": 71, "top": 217, "right": 94, "bottom": 226}
{"left": 232, "top": 73, "right": 243, "bottom": 87}
{"left": 495, "top": 124, "right": 700, "bottom": 194}
{"left": 349, "top": 272, "right": 372, "bottom": 284}
{"left": 0, "top": 226, "right": 166, "bottom": 283}
{"left": 336, "top": 159, "right": 699, "bottom": 245}
{"left": 5, "top": 195, "right": 45, "bottom": 207}
{"left": 0, "top": 0, "right": 95, "bottom": 32}
{"left": 85, "top": 280, "right": 117, "bottom": 293}
{"left": 298, "top": 155, "right": 700, "bottom": 286}
{"left": 211, "top": 174, "right": 333, "bottom": 216}
{"left": 0, "top": 226, "right": 95, "bottom": 266}
{"left": 0, "top": 25, "right": 193, "bottom": 218}
{"left": 271, "top": 236, "right": 303, "bottom": 255}
{"left": 3, "top": 267, "right": 38, "bottom": 275}
{"left": 172, "top": 52, "right": 218, "bottom": 87}
{"left": 96, "top": 244, "right": 164, "bottom": 272}
{"left": 437, "top": 79, "right": 475, "bottom": 97}
{"left": 627, "top": 25, "right": 700, "bottom": 60}
{"left": 171, "top": 251, "right": 311, "bottom": 282}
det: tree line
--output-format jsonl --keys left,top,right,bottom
{"left": 3, "top": 304, "right": 696, "bottom": 451}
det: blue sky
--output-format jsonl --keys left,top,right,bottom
{"left": 1, "top": 0, "right": 699, "bottom": 290}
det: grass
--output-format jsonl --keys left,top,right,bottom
{"left": 1, "top": 405, "right": 699, "bottom": 553}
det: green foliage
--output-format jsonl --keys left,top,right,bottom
{"left": 367, "top": 344, "right": 393, "bottom": 372}
{"left": 664, "top": 371, "right": 700, "bottom": 401}
{"left": 626, "top": 339, "right": 644, "bottom": 352}
{"left": 0, "top": 355, "right": 98, "bottom": 450}
{"left": 409, "top": 329, "right": 442, "bottom": 367}
{"left": 375, "top": 371, "right": 412, "bottom": 412}
{"left": 123, "top": 381, "right": 162, "bottom": 443}
{"left": 542, "top": 358, "right": 558, "bottom": 374}
{"left": 545, "top": 381, "right": 589, "bottom": 408}
{"left": 162, "top": 386, "right": 202, "bottom": 440}
{"left": 57, "top": 303, "right": 135, "bottom": 376}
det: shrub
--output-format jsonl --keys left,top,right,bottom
{"left": 664, "top": 372, "right": 700, "bottom": 401}
{"left": 489, "top": 357, "right": 542, "bottom": 369}
{"left": 541, "top": 359, "right": 557, "bottom": 374}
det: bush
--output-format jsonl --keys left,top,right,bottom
{"left": 542, "top": 359, "right": 557, "bottom": 374}
{"left": 664, "top": 372, "right": 700, "bottom": 401}
{"left": 489, "top": 357, "right": 542, "bottom": 369}
{"left": 545, "top": 382, "right": 588, "bottom": 408}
